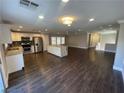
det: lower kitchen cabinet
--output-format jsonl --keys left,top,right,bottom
{"left": 6, "top": 53, "right": 24, "bottom": 74}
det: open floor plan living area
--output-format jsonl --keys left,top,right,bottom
{"left": 0, "top": 0, "right": 124, "bottom": 93}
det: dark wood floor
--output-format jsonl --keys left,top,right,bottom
{"left": 7, "top": 47, "right": 124, "bottom": 93}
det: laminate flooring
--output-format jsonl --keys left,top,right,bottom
{"left": 7, "top": 48, "right": 124, "bottom": 93}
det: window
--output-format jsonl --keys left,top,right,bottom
{"left": 51, "top": 37, "right": 65, "bottom": 45}
{"left": 57, "top": 37, "right": 61, "bottom": 45}
{"left": 51, "top": 37, "right": 56, "bottom": 45}
{"left": 61, "top": 37, "right": 65, "bottom": 44}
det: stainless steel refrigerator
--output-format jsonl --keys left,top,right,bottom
{"left": 33, "top": 37, "right": 43, "bottom": 53}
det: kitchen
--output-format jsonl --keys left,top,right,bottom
{"left": 5, "top": 31, "right": 46, "bottom": 74}
{"left": 0, "top": 24, "right": 68, "bottom": 89}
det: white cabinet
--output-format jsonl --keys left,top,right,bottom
{"left": 6, "top": 54, "right": 24, "bottom": 74}
{"left": 0, "top": 24, "right": 12, "bottom": 43}
{"left": 11, "top": 32, "right": 21, "bottom": 41}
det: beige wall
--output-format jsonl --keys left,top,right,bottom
{"left": 67, "top": 32, "right": 88, "bottom": 49}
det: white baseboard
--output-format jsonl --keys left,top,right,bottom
{"left": 113, "top": 66, "right": 124, "bottom": 83}
{"left": 68, "top": 46, "right": 88, "bottom": 49}
{"left": 96, "top": 49, "right": 116, "bottom": 53}
{"left": 104, "top": 50, "right": 116, "bottom": 53}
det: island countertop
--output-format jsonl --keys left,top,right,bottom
{"left": 6, "top": 46, "right": 23, "bottom": 56}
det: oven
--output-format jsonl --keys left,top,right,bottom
{"left": 21, "top": 37, "right": 32, "bottom": 53}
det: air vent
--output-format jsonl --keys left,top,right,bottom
{"left": 20, "top": 0, "right": 39, "bottom": 10}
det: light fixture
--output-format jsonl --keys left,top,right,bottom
{"left": 38, "top": 15, "right": 44, "bottom": 19}
{"left": 62, "top": 0, "right": 69, "bottom": 3}
{"left": 89, "top": 18, "right": 95, "bottom": 22}
{"left": 19, "top": 26, "right": 23, "bottom": 29}
{"left": 61, "top": 16, "right": 74, "bottom": 26}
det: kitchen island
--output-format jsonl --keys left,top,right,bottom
{"left": 47, "top": 45, "right": 68, "bottom": 57}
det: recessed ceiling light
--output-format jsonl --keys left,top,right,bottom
{"left": 39, "top": 15, "right": 44, "bottom": 19}
{"left": 89, "top": 18, "right": 95, "bottom": 22}
{"left": 17, "top": 29, "right": 21, "bottom": 31}
{"left": 19, "top": 26, "right": 23, "bottom": 29}
{"left": 62, "top": 0, "right": 69, "bottom": 3}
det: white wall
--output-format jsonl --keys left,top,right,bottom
{"left": 67, "top": 32, "right": 88, "bottom": 49}
{"left": 113, "top": 23, "right": 124, "bottom": 80}
{"left": 0, "top": 24, "right": 12, "bottom": 43}
{"left": 0, "top": 24, "right": 8, "bottom": 88}
{"left": 41, "top": 34, "right": 49, "bottom": 51}
{"left": 100, "top": 33, "right": 116, "bottom": 50}
{"left": 0, "top": 45, "right": 8, "bottom": 88}
{"left": 89, "top": 33, "right": 100, "bottom": 47}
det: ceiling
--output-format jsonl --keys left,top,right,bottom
{"left": 0, "top": 0, "right": 124, "bottom": 33}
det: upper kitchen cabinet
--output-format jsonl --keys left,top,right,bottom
{"left": 0, "top": 24, "right": 12, "bottom": 43}
{"left": 11, "top": 32, "right": 21, "bottom": 41}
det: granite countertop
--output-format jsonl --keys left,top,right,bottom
{"left": 6, "top": 47, "right": 23, "bottom": 56}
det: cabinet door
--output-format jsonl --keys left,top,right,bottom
{"left": 6, "top": 54, "right": 24, "bottom": 74}
{"left": 11, "top": 33, "right": 21, "bottom": 41}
